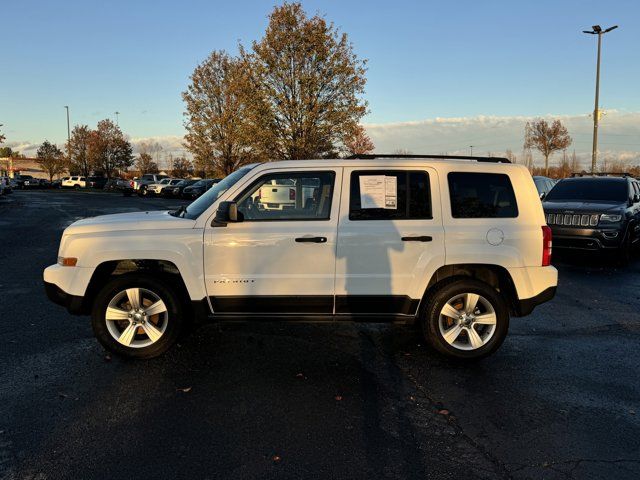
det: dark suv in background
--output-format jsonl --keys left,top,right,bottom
{"left": 543, "top": 175, "right": 640, "bottom": 261}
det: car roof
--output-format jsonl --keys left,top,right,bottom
{"left": 246, "top": 157, "right": 521, "bottom": 171}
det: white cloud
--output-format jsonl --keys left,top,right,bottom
{"left": 7, "top": 111, "right": 640, "bottom": 169}
{"left": 364, "top": 111, "right": 640, "bottom": 167}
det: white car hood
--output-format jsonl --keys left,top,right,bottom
{"left": 65, "top": 210, "right": 196, "bottom": 235}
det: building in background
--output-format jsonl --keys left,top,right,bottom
{"left": 0, "top": 157, "right": 56, "bottom": 179}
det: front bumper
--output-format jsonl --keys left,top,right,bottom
{"left": 44, "top": 281, "right": 85, "bottom": 314}
{"left": 550, "top": 225, "right": 625, "bottom": 251}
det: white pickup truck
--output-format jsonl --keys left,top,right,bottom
{"left": 44, "top": 156, "right": 557, "bottom": 360}
{"left": 257, "top": 178, "right": 318, "bottom": 211}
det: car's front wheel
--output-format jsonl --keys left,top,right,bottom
{"left": 420, "top": 279, "right": 509, "bottom": 360}
{"left": 91, "top": 274, "right": 185, "bottom": 359}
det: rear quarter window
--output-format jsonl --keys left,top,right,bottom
{"left": 448, "top": 172, "right": 518, "bottom": 218}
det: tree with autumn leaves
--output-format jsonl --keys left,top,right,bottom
{"left": 182, "top": 2, "right": 371, "bottom": 175}
{"left": 343, "top": 124, "right": 375, "bottom": 156}
{"left": 36, "top": 140, "right": 66, "bottom": 181}
{"left": 66, "top": 120, "right": 133, "bottom": 178}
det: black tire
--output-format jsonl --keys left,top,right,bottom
{"left": 617, "top": 231, "right": 633, "bottom": 266}
{"left": 138, "top": 186, "right": 148, "bottom": 197}
{"left": 91, "top": 273, "right": 185, "bottom": 359}
{"left": 420, "top": 278, "right": 509, "bottom": 360}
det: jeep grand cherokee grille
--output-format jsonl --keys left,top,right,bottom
{"left": 546, "top": 213, "right": 599, "bottom": 227}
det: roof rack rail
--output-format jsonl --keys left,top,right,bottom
{"left": 571, "top": 172, "right": 632, "bottom": 178}
{"left": 346, "top": 154, "right": 511, "bottom": 164}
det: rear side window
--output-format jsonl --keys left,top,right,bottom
{"left": 448, "top": 172, "right": 518, "bottom": 218}
{"left": 349, "top": 170, "right": 432, "bottom": 220}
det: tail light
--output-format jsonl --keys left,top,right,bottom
{"left": 289, "top": 188, "right": 296, "bottom": 200}
{"left": 129, "top": 180, "right": 134, "bottom": 187}
{"left": 542, "top": 226, "right": 552, "bottom": 266}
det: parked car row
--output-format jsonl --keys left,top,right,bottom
{"left": 2, "top": 175, "right": 51, "bottom": 189}
{"left": 121, "top": 175, "right": 220, "bottom": 199}
{"left": 1, "top": 174, "right": 214, "bottom": 200}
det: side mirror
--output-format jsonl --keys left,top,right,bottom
{"left": 212, "top": 201, "right": 243, "bottom": 227}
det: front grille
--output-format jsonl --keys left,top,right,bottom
{"left": 546, "top": 213, "right": 599, "bottom": 227}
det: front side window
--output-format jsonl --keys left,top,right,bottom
{"left": 448, "top": 172, "right": 518, "bottom": 218}
{"left": 235, "top": 171, "right": 335, "bottom": 221}
{"left": 349, "top": 170, "right": 432, "bottom": 220}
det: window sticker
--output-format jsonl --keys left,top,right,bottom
{"left": 384, "top": 176, "right": 397, "bottom": 209}
{"left": 359, "top": 175, "right": 398, "bottom": 209}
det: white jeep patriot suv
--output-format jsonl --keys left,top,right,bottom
{"left": 44, "top": 155, "right": 557, "bottom": 360}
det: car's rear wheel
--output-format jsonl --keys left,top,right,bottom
{"left": 91, "top": 274, "right": 185, "bottom": 359}
{"left": 420, "top": 279, "right": 509, "bottom": 360}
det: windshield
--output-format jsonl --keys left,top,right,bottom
{"left": 545, "top": 179, "right": 628, "bottom": 203}
{"left": 183, "top": 166, "right": 256, "bottom": 219}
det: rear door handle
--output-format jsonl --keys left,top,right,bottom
{"left": 295, "top": 236, "right": 327, "bottom": 243}
{"left": 401, "top": 236, "right": 432, "bottom": 242}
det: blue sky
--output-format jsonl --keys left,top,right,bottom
{"left": 1, "top": 0, "right": 638, "bottom": 163}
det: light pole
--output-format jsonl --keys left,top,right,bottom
{"left": 469, "top": 145, "right": 474, "bottom": 156}
{"left": 64, "top": 106, "right": 71, "bottom": 160}
{"left": 115, "top": 111, "right": 120, "bottom": 126}
{"left": 583, "top": 24, "right": 618, "bottom": 174}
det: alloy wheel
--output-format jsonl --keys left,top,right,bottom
{"left": 438, "top": 293, "right": 497, "bottom": 351}
{"left": 104, "top": 288, "right": 168, "bottom": 348}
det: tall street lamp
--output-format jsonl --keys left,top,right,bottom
{"left": 583, "top": 24, "right": 618, "bottom": 173}
{"left": 115, "top": 111, "right": 120, "bottom": 126}
{"left": 64, "top": 106, "right": 71, "bottom": 160}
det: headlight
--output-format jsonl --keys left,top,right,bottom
{"left": 600, "top": 214, "right": 622, "bottom": 223}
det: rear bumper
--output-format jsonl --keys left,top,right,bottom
{"left": 44, "top": 281, "right": 85, "bottom": 314}
{"left": 507, "top": 265, "right": 557, "bottom": 317}
{"left": 514, "top": 286, "right": 556, "bottom": 316}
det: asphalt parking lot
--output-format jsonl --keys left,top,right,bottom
{"left": 0, "top": 190, "right": 639, "bottom": 480}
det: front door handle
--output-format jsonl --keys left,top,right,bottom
{"left": 295, "top": 236, "right": 327, "bottom": 243}
{"left": 401, "top": 236, "right": 433, "bottom": 242}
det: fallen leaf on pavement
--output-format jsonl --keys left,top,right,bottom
{"left": 177, "top": 387, "right": 192, "bottom": 393}
{"left": 438, "top": 409, "right": 450, "bottom": 416}
{"left": 334, "top": 395, "right": 343, "bottom": 401}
